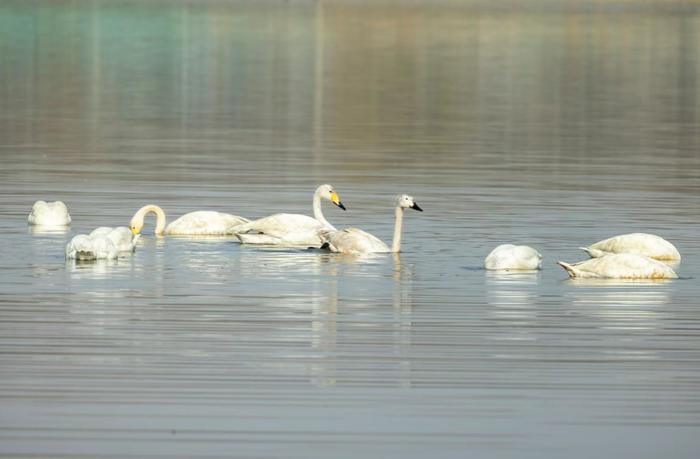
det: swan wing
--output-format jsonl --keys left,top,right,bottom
{"left": 232, "top": 213, "right": 327, "bottom": 245}
{"left": 89, "top": 227, "right": 114, "bottom": 238}
{"left": 165, "top": 211, "right": 249, "bottom": 235}
{"left": 323, "top": 227, "right": 390, "bottom": 254}
{"left": 106, "top": 227, "right": 138, "bottom": 252}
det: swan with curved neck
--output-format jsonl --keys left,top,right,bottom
{"left": 232, "top": 184, "right": 346, "bottom": 246}
{"left": 130, "top": 205, "right": 249, "bottom": 236}
{"left": 320, "top": 194, "right": 422, "bottom": 254}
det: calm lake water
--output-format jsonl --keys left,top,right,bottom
{"left": 1, "top": 1, "right": 700, "bottom": 458}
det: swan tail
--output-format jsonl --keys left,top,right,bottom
{"left": 557, "top": 261, "right": 581, "bottom": 278}
{"left": 235, "top": 233, "right": 282, "bottom": 245}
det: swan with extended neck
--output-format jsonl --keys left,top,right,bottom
{"left": 320, "top": 194, "right": 422, "bottom": 254}
{"left": 232, "top": 184, "right": 346, "bottom": 246}
{"left": 129, "top": 205, "right": 249, "bottom": 236}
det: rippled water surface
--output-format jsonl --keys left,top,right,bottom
{"left": 1, "top": 1, "right": 700, "bottom": 458}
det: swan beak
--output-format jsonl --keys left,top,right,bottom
{"left": 330, "top": 191, "right": 346, "bottom": 210}
{"left": 130, "top": 227, "right": 139, "bottom": 235}
{"left": 410, "top": 202, "right": 423, "bottom": 212}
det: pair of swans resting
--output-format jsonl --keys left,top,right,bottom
{"left": 558, "top": 233, "right": 680, "bottom": 279}
{"left": 485, "top": 233, "right": 680, "bottom": 279}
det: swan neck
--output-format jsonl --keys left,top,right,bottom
{"left": 391, "top": 206, "right": 404, "bottom": 253}
{"left": 134, "top": 204, "right": 167, "bottom": 235}
{"left": 313, "top": 190, "right": 335, "bottom": 230}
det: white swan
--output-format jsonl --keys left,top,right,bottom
{"left": 66, "top": 234, "right": 118, "bottom": 260}
{"left": 129, "top": 205, "right": 249, "bottom": 236}
{"left": 66, "top": 227, "right": 139, "bottom": 260}
{"left": 581, "top": 233, "right": 680, "bottom": 261}
{"left": 28, "top": 200, "right": 71, "bottom": 226}
{"left": 484, "top": 244, "right": 542, "bottom": 270}
{"left": 89, "top": 227, "right": 139, "bottom": 253}
{"left": 320, "top": 194, "right": 422, "bottom": 254}
{"left": 232, "top": 184, "right": 346, "bottom": 246}
{"left": 558, "top": 253, "right": 678, "bottom": 279}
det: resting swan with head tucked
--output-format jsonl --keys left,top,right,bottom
{"left": 484, "top": 244, "right": 542, "bottom": 271}
{"left": 232, "top": 184, "right": 346, "bottom": 246}
{"left": 28, "top": 200, "right": 71, "bottom": 226}
{"left": 558, "top": 253, "right": 677, "bottom": 279}
{"left": 129, "top": 205, "right": 249, "bottom": 236}
{"left": 581, "top": 233, "right": 680, "bottom": 262}
{"left": 320, "top": 194, "right": 422, "bottom": 254}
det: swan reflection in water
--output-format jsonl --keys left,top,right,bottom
{"left": 564, "top": 278, "right": 672, "bottom": 361}
{"left": 308, "top": 253, "right": 415, "bottom": 388}
{"left": 485, "top": 270, "right": 541, "bottom": 347}
{"left": 486, "top": 270, "right": 540, "bottom": 309}
{"left": 28, "top": 225, "right": 71, "bottom": 235}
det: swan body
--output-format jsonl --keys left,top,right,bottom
{"left": 581, "top": 233, "right": 680, "bottom": 261}
{"left": 28, "top": 200, "right": 71, "bottom": 226}
{"left": 66, "top": 227, "right": 138, "bottom": 260}
{"left": 322, "top": 227, "right": 391, "bottom": 254}
{"left": 484, "top": 244, "right": 542, "bottom": 270}
{"left": 130, "top": 205, "right": 249, "bottom": 236}
{"left": 233, "top": 184, "right": 346, "bottom": 246}
{"left": 558, "top": 253, "right": 678, "bottom": 279}
{"left": 66, "top": 234, "right": 118, "bottom": 260}
{"left": 321, "top": 194, "right": 422, "bottom": 254}
{"left": 89, "top": 227, "right": 138, "bottom": 253}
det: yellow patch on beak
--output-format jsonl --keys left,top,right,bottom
{"left": 130, "top": 227, "right": 139, "bottom": 235}
{"left": 330, "top": 191, "right": 340, "bottom": 205}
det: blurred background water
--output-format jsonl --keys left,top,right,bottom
{"left": 1, "top": 1, "right": 700, "bottom": 458}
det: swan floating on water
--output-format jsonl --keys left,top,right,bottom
{"left": 28, "top": 200, "right": 71, "bottom": 226}
{"left": 232, "top": 184, "right": 346, "bottom": 246}
{"left": 88, "top": 227, "right": 139, "bottom": 253}
{"left": 66, "top": 227, "right": 138, "bottom": 260}
{"left": 320, "top": 194, "right": 422, "bottom": 254}
{"left": 557, "top": 253, "right": 678, "bottom": 279}
{"left": 130, "top": 205, "right": 249, "bottom": 236}
{"left": 581, "top": 233, "right": 680, "bottom": 262}
{"left": 484, "top": 244, "right": 542, "bottom": 270}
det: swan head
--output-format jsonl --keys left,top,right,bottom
{"left": 129, "top": 219, "right": 142, "bottom": 235}
{"left": 318, "top": 184, "right": 346, "bottom": 210}
{"left": 397, "top": 194, "right": 422, "bottom": 212}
